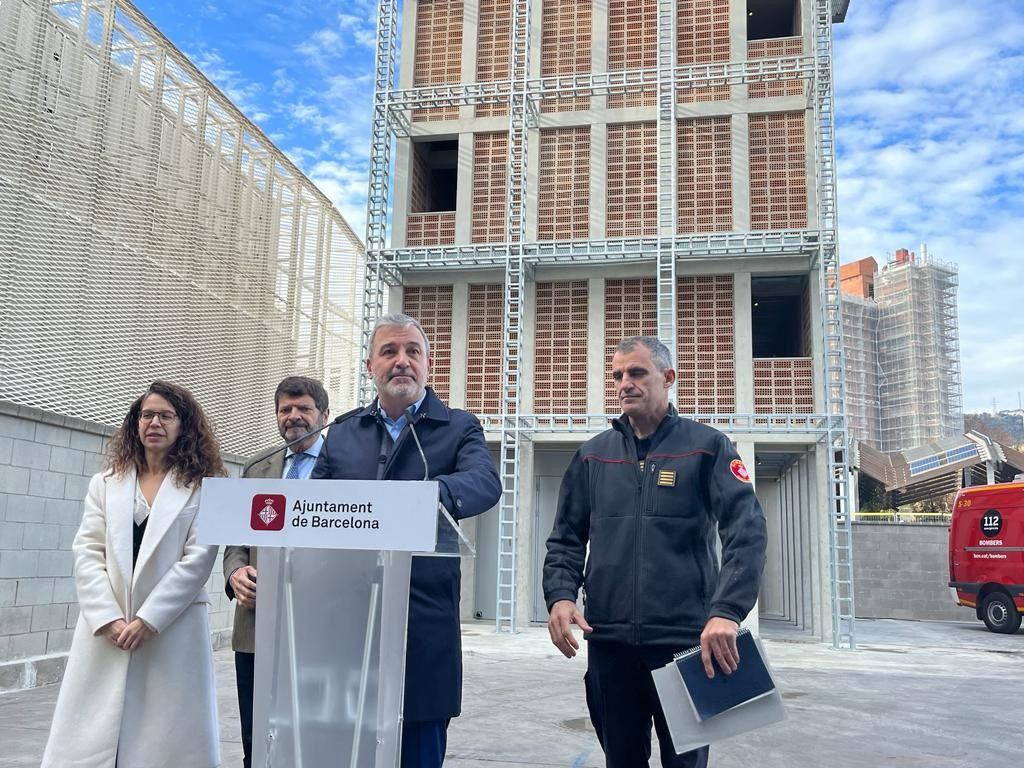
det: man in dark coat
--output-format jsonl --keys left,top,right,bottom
{"left": 312, "top": 312, "right": 501, "bottom": 768}
{"left": 544, "top": 336, "right": 767, "bottom": 768}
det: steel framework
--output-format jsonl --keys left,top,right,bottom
{"left": 874, "top": 255, "right": 963, "bottom": 454}
{"left": 363, "top": 0, "right": 855, "bottom": 646}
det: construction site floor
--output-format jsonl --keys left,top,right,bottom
{"left": 0, "top": 618, "right": 1017, "bottom": 767}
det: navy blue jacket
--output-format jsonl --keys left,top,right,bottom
{"left": 311, "top": 387, "right": 501, "bottom": 721}
{"left": 543, "top": 406, "right": 767, "bottom": 648}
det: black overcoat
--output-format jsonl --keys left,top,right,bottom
{"left": 312, "top": 387, "right": 501, "bottom": 721}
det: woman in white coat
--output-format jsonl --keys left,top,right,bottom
{"left": 42, "top": 381, "right": 225, "bottom": 768}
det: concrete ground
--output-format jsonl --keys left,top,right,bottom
{"left": 0, "top": 618, "right": 1019, "bottom": 767}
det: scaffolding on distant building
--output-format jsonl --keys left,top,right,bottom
{"left": 0, "top": 0, "right": 364, "bottom": 456}
{"left": 875, "top": 248, "right": 963, "bottom": 453}
{"left": 841, "top": 293, "right": 881, "bottom": 447}
{"left": 841, "top": 249, "right": 963, "bottom": 455}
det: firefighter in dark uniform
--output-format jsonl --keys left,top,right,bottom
{"left": 543, "top": 336, "right": 768, "bottom": 768}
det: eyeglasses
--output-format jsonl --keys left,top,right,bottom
{"left": 139, "top": 410, "right": 178, "bottom": 423}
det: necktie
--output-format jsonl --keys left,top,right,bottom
{"left": 285, "top": 452, "right": 310, "bottom": 480}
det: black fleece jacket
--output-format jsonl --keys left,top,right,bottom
{"left": 543, "top": 406, "right": 767, "bottom": 647}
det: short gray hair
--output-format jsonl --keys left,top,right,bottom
{"left": 369, "top": 313, "right": 430, "bottom": 357}
{"left": 615, "top": 336, "right": 673, "bottom": 372}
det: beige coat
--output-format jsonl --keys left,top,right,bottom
{"left": 42, "top": 471, "right": 219, "bottom": 768}
{"left": 222, "top": 451, "right": 284, "bottom": 653}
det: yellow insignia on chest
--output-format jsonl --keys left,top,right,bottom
{"left": 657, "top": 470, "right": 676, "bottom": 487}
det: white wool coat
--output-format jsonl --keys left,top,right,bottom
{"left": 41, "top": 471, "right": 220, "bottom": 768}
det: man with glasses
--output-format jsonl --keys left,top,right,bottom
{"left": 223, "top": 376, "right": 330, "bottom": 768}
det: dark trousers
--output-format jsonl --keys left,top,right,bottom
{"left": 401, "top": 719, "right": 449, "bottom": 768}
{"left": 235, "top": 651, "right": 255, "bottom": 768}
{"left": 586, "top": 642, "right": 709, "bottom": 768}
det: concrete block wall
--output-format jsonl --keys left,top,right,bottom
{"left": 852, "top": 522, "right": 967, "bottom": 622}
{"left": 0, "top": 402, "right": 238, "bottom": 692}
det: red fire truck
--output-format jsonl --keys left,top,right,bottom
{"left": 949, "top": 482, "right": 1024, "bottom": 633}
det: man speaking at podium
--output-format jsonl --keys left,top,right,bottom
{"left": 312, "top": 313, "right": 501, "bottom": 768}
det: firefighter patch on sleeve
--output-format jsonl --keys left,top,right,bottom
{"left": 730, "top": 459, "right": 752, "bottom": 483}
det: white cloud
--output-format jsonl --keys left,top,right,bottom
{"left": 272, "top": 68, "right": 296, "bottom": 96}
{"left": 308, "top": 160, "right": 370, "bottom": 238}
{"left": 190, "top": 47, "right": 268, "bottom": 123}
{"left": 835, "top": 0, "right": 1024, "bottom": 413}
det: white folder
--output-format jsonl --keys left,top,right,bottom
{"left": 651, "top": 635, "right": 787, "bottom": 754}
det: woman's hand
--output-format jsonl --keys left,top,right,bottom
{"left": 116, "top": 618, "right": 156, "bottom": 651}
{"left": 99, "top": 619, "right": 128, "bottom": 647}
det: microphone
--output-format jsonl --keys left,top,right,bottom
{"left": 241, "top": 405, "right": 363, "bottom": 477}
{"left": 405, "top": 405, "right": 429, "bottom": 481}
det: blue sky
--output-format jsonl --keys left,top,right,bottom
{"left": 135, "top": 0, "right": 1024, "bottom": 415}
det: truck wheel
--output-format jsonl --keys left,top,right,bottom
{"left": 981, "top": 592, "right": 1022, "bottom": 634}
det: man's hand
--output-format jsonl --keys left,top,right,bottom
{"left": 230, "top": 565, "right": 258, "bottom": 609}
{"left": 547, "top": 599, "right": 593, "bottom": 659}
{"left": 699, "top": 616, "right": 740, "bottom": 678}
{"left": 116, "top": 618, "right": 155, "bottom": 651}
{"left": 99, "top": 618, "right": 128, "bottom": 648}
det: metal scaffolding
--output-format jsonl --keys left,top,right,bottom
{"left": 841, "top": 294, "right": 882, "bottom": 447}
{"left": 811, "top": 0, "right": 855, "bottom": 649}
{"left": 0, "top": 0, "right": 364, "bottom": 456}
{"left": 363, "top": 0, "right": 856, "bottom": 645}
{"left": 875, "top": 253, "right": 963, "bottom": 453}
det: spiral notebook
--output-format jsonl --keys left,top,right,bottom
{"left": 652, "top": 630, "right": 786, "bottom": 754}
{"left": 674, "top": 628, "right": 776, "bottom": 721}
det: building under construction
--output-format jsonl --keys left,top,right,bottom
{"left": 841, "top": 248, "right": 963, "bottom": 455}
{"left": 364, "top": 0, "right": 855, "bottom": 645}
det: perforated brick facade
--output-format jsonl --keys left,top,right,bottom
{"left": 472, "top": 132, "right": 508, "bottom": 244}
{"left": 748, "top": 37, "right": 804, "bottom": 99}
{"left": 534, "top": 282, "right": 589, "bottom": 413}
{"left": 753, "top": 358, "right": 814, "bottom": 413}
{"left": 677, "top": 116, "right": 732, "bottom": 233}
{"left": 607, "top": 122, "right": 658, "bottom": 238}
{"left": 540, "top": 0, "right": 591, "bottom": 113}
{"left": 677, "top": 275, "right": 735, "bottom": 414}
{"left": 466, "top": 284, "right": 505, "bottom": 413}
{"left": 407, "top": 213, "right": 456, "bottom": 247}
{"left": 413, "top": 0, "right": 463, "bottom": 122}
{"left": 677, "top": 0, "right": 731, "bottom": 103}
{"left": 410, "top": 146, "right": 429, "bottom": 213}
{"left": 538, "top": 127, "right": 590, "bottom": 241}
{"left": 750, "top": 111, "right": 808, "bottom": 230}
{"left": 607, "top": 0, "right": 657, "bottom": 108}
{"left": 475, "top": 0, "right": 511, "bottom": 118}
{"left": 402, "top": 285, "right": 454, "bottom": 402}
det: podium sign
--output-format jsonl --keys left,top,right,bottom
{"left": 253, "top": 547, "right": 411, "bottom": 768}
{"left": 198, "top": 478, "right": 438, "bottom": 551}
{"left": 197, "top": 477, "right": 457, "bottom": 767}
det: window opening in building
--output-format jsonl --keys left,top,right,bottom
{"left": 747, "top": 0, "right": 800, "bottom": 40}
{"left": 411, "top": 139, "right": 458, "bottom": 212}
{"left": 752, "top": 275, "right": 807, "bottom": 357}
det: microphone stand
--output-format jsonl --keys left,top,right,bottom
{"left": 404, "top": 405, "right": 430, "bottom": 481}
{"left": 404, "top": 405, "right": 474, "bottom": 557}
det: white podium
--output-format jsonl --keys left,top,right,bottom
{"left": 200, "top": 478, "right": 473, "bottom": 768}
